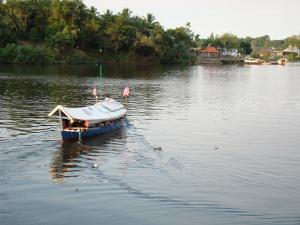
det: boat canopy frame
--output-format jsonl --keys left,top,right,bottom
{"left": 48, "top": 98, "right": 127, "bottom": 124}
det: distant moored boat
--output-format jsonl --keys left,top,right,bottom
{"left": 277, "top": 58, "right": 287, "bottom": 65}
{"left": 269, "top": 58, "right": 287, "bottom": 65}
{"left": 244, "top": 57, "right": 264, "bottom": 65}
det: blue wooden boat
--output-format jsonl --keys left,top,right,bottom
{"left": 48, "top": 98, "right": 127, "bottom": 141}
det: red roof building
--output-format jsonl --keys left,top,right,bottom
{"left": 198, "top": 46, "right": 219, "bottom": 58}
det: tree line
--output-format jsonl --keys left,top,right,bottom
{"left": 0, "top": 0, "right": 299, "bottom": 64}
{"left": 0, "top": 0, "right": 197, "bottom": 64}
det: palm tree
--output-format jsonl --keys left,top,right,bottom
{"left": 144, "top": 13, "right": 159, "bottom": 27}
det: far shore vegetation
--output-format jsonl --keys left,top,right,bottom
{"left": 1, "top": 0, "right": 300, "bottom": 65}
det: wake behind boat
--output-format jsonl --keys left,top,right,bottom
{"left": 48, "top": 98, "right": 127, "bottom": 141}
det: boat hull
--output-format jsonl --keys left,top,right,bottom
{"left": 277, "top": 59, "right": 287, "bottom": 65}
{"left": 61, "top": 120, "right": 124, "bottom": 141}
{"left": 244, "top": 61, "right": 264, "bottom": 65}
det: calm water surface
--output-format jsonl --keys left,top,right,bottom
{"left": 0, "top": 64, "right": 300, "bottom": 225}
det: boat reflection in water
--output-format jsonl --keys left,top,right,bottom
{"left": 49, "top": 128, "right": 127, "bottom": 182}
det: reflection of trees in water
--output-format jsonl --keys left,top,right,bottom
{"left": 0, "top": 64, "right": 190, "bottom": 132}
{"left": 0, "top": 64, "right": 184, "bottom": 79}
{"left": 49, "top": 129, "right": 127, "bottom": 182}
{"left": 129, "top": 66, "right": 195, "bottom": 119}
{"left": 0, "top": 77, "right": 79, "bottom": 136}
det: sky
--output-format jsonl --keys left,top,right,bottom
{"left": 83, "top": 0, "right": 300, "bottom": 40}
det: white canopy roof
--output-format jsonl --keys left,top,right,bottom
{"left": 283, "top": 45, "right": 300, "bottom": 54}
{"left": 48, "top": 98, "right": 127, "bottom": 122}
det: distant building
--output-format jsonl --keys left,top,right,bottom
{"left": 194, "top": 46, "right": 244, "bottom": 64}
{"left": 272, "top": 50, "right": 283, "bottom": 58}
{"left": 282, "top": 45, "right": 300, "bottom": 57}
{"left": 258, "top": 48, "right": 288, "bottom": 59}
{"left": 198, "top": 46, "right": 218, "bottom": 58}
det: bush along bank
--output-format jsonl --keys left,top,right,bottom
{"left": 0, "top": 44, "right": 103, "bottom": 65}
{"left": 0, "top": 44, "right": 56, "bottom": 64}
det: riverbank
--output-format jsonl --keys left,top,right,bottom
{"left": 194, "top": 56, "right": 245, "bottom": 65}
{"left": 0, "top": 43, "right": 161, "bottom": 65}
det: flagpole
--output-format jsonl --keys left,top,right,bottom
{"left": 99, "top": 49, "right": 103, "bottom": 101}
{"left": 93, "top": 87, "right": 97, "bottom": 104}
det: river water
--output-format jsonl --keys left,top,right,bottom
{"left": 0, "top": 64, "right": 300, "bottom": 225}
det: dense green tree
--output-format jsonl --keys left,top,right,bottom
{"left": 251, "top": 35, "right": 271, "bottom": 49}
{"left": 103, "top": 8, "right": 137, "bottom": 52}
{"left": 239, "top": 39, "right": 252, "bottom": 55}
{"left": 284, "top": 35, "right": 300, "bottom": 48}
{"left": 0, "top": 2, "right": 17, "bottom": 46}
{"left": 199, "top": 32, "right": 252, "bottom": 55}
{"left": 159, "top": 25, "right": 195, "bottom": 64}
{"left": 134, "top": 33, "right": 155, "bottom": 56}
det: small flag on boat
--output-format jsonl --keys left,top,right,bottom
{"left": 123, "top": 86, "right": 130, "bottom": 97}
{"left": 93, "top": 87, "right": 97, "bottom": 96}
